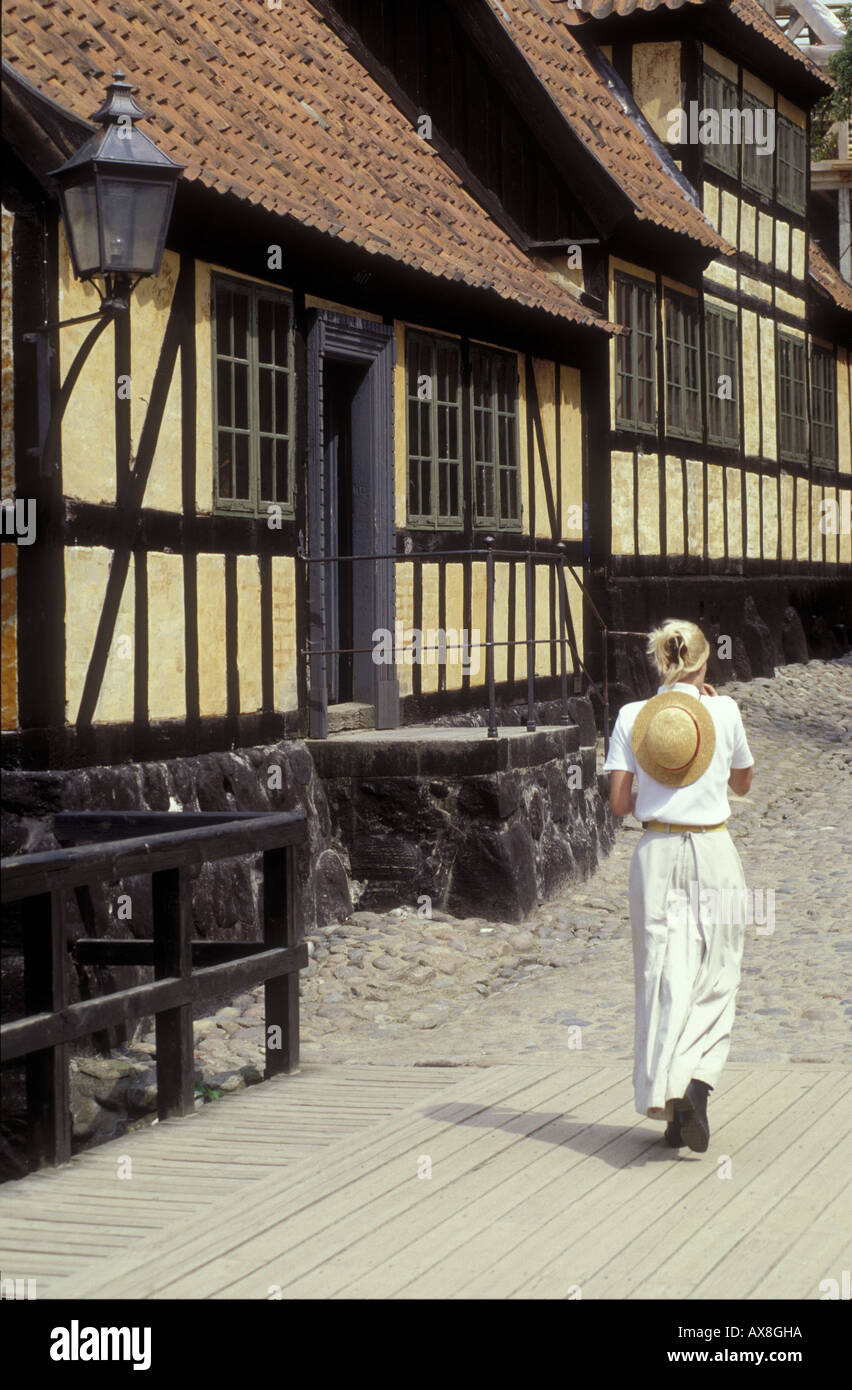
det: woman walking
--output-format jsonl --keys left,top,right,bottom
{"left": 603, "top": 620, "right": 755, "bottom": 1153}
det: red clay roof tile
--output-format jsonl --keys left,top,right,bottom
{"left": 2, "top": 0, "right": 611, "bottom": 331}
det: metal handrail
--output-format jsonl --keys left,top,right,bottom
{"left": 298, "top": 538, "right": 602, "bottom": 737}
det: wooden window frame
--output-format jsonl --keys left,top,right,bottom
{"left": 212, "top": 274, "right": 295, "bottom": 518}
{"left": 665, "top": 290, "right": 703, "bottom": 442}
{"left": 405, "top": 330, "right": 464, "bottom": 530}
{"left": 811, "top": 344, "right": 837, "bottom": 469}
{"left": 741, "top": 92, "right": 774, "bottom": 198}
{"left": 777, "top": 115, "right": 806, "bottom": 214}
{"left": 776, "top": 330, "right": 808, "bottom": 463}
{"left": 614, "top": 271, "right": 656, "bottom": 434}
{"left": 470, "top": 344, "right": 522, "bottom": 532}
{"left": 703, "top": 67, "right": 740, "bottom": 179}
{"left": 705, "top": 304, "right": 740, "bottom": 447}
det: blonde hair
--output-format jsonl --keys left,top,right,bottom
{"left": 647, "top": 619, "right": 710, "bottom": 685}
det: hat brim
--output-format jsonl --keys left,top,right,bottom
{"left": 630, "top": 690, "right": 716, "bottom": 787}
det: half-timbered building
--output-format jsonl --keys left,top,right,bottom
{"left": 1, "top": 0, "right": 850, "bottom": 915}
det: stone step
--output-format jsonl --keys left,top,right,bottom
{"left": 327, "top": 702, "right": 376, "bottom": 733}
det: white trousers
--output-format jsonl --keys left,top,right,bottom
{"left": 628, "top": 826, "right": 747, "bottom": 1120}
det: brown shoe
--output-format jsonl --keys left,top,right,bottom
{"left": 675, "top": 1079, "right": 712, "bottom": 1153}
{"left": 664, "top": 1109, "right": 686, "bottom": 1147}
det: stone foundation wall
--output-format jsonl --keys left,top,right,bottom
{"left": 604, "top": 574, "right": 852, "bottom": 708}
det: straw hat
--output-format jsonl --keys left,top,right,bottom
{"left": 630, "top": 690, "right": 716, "bottom": 787}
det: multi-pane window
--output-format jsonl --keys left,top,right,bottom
{"left": 213, "top": 277, "right": 293, "bottom": 514}
{"left": 777, "top": 331, "right": 808, "bottom": 462}
{"left": 471, "top": 346, "right": 521, "bottom": 529}
{"left": 703, "top": 67, "right": 739, "bottom": 178}
{"left": 811, "top": 345, "right": 837, "bottom": 467}
{"left": 665, "top": 291, "right": 702, "bottom": 440}
{"left": 614, "top": 272, "right": 655, "bottom": 431}
{"left": 406, "top": 333, "right": 463, "bottom": 527}
{"left": 741, "top": 93, "right": 774, "bottom": 197}
{"left": 777, "top": 116, "right": 806, "bottom": 213}
{"left": 705, "top": 305, "right": 739, "bottom": 447}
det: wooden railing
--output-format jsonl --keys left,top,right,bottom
{"left": 0, "top": 810, "right": 308, "bottom": 1169}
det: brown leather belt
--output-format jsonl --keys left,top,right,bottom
{"left": 643, "top": 820, "right": 727, "bottom": 834}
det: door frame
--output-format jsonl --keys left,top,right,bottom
{"left": 305, "top": 310, "right": 399, "bottom": 737}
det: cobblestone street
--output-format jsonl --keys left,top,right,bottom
{"left": 170, "top": 655, "right": 851, "bottom": 1098}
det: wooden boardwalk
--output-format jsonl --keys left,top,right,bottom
{"left": 1, "top": 1059, "right": 848, "bottom": 1299}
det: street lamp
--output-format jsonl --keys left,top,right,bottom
{"left": 49, "top": 70, "right": 184, "bottom": 307}
{"left": 24, "top": 70, "right": 184, "bottom": 476}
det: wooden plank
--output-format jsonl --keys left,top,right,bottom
{"left": 69, "top": 1066, "right": 630, "bottom": 1299}
{"left": 501, "top": 1071, "right": 845, "bottom": 1301}
{"left": 57, "top": 1063, "right": 551, "bottom": 1296}
{"left": 71, "top": 940, "right": 271, "bottom": 966}
{"left": 0, "top": 811, "right": 307, "bottom": 902}
{"left": 1, "top": 944, "right": 307, "bottom": 1061}
{"left": 23, "top": 890, "right": 71, "bottom": 1167}
{"left": 212, "top": 1065, "right": 639, "bottom": 1300}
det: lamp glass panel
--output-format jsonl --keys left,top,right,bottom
{"left": 99, "top": 178, "right": 171, "bottom": 272}
{"left": 62, "top": 183, "right": 100, "bottom": 273}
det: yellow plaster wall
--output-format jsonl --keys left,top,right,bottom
{"left": 195, "top": 262, "right": 214, "bottom": 515}
{"left": 726, "top": 468, "right": 743, "bottom": 556}
{"left": 444, "top": 562, "right": 464, "bottom": 692}
{"left": 131, "top": 251, "right": 182, "bottom": 512}
{"left": 686, "top": 460, "right": 703, "bottom": 556}
{"left": 757, "top": 213, "right": 774, "bottom": 266}
{"left": 148, "top": 553, "right": 185, "bottom": 721}
{"left": 762, "top": 474, "right": 778, "bottom": 559}
{"left": 59, "top": 227, "right": 116, "bottom": 505}
{"left": 65, "top": 547, "right": 134, "bottom": 724}
{"left": 395, "top": 562, "right": 414, "bottom": 698}
{"left": 778, "top": 95, "right": 806, "bottom": 127}
{"left": 742, "top": 70, "right": 773, "bottom": 105}
{"left": 704, "top": 261, "right": 737, "bottom": 290}
{"left": 707, "top": 464, "right": 725, "bottom": 558}
{"left": 721, "top": 192, "right": 738, "bottom": 247}
{"left": 740, "top": 274, "right": 772, "bottom": 304}
{"left": 420, "top": 562, "right": 440, "bottom": 695}
{"left": 775, "top": 289, "right": 805, "bottom": 318}
{"left": 494, "top": 561, "right": 511, "bottom": 684}
{"left": 811, "top": 483, "right": 825, "bottom": 562}
{"left": 631, "top": 42, "right": 682, "bottom": 143}
{"left": 513, "top": 561, "right": 527, "bottom": 683}
{"left": 741, "top": 310, "right": 760, "bottom": 456}
{"left": 637, "top": 454, "right": 660, "bottom": 554}
{"left": 775, "top": 220, "right": 790, "bottom": 275}
{"left": 703, "top": 46, "right": 737, "bottom": 82}
{"left": 702, "top": 183, "right": 720, "bottom": 231}
{"left": 532, "top": 357, "right": 557, "bottom": 539}
{"left": 795, "top": 476, "right": 810, "bottom": 559}
{"left": 821, "top": 486, "right": 837, "bottom": 565}
{"left": 196, "top": 553, "right": 227, "bottom": 717}
{"left": 471, "top": 561, "right": 487, "bottom": 685}
{"left": 560, "top": 365, "right": 583, "bottom": 540}
{"left": 665, "top": 458, "right": 684, "bottom": 554}
{"left": 271, "top": 555, "right": 298, "bottom": 711}
{"left": 745, "top": 472, "right": 761, "bottom": 557}
{"left": 780, "top": 473, "right": 795, "bottom": 560}
{"left": 234, "top": 554, "right": 261, "bottom": 714}
{"left": 790, "top": 228, "right": 805, "bottom": 282}
{"left": 740, "top": 201, "right": 756, "bottom": 258}
{"left": 759, "top": 318, "right": 777, "bottom": 459}
{"left": 611, "top": 452, "right": 634, "bottom": 554}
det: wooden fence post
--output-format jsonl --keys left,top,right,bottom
{"left": 152, "top": 867, "right": 194, "bottom": 1119}
{"left": 23, "top": 890, "right": 71, "bottom": 1167}
{"left": 263, "top": 847, "right": 300, "bottom": 1077}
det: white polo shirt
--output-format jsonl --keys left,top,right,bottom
{"left": 602, "top": 681, "right": 754, "bottom": 825}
